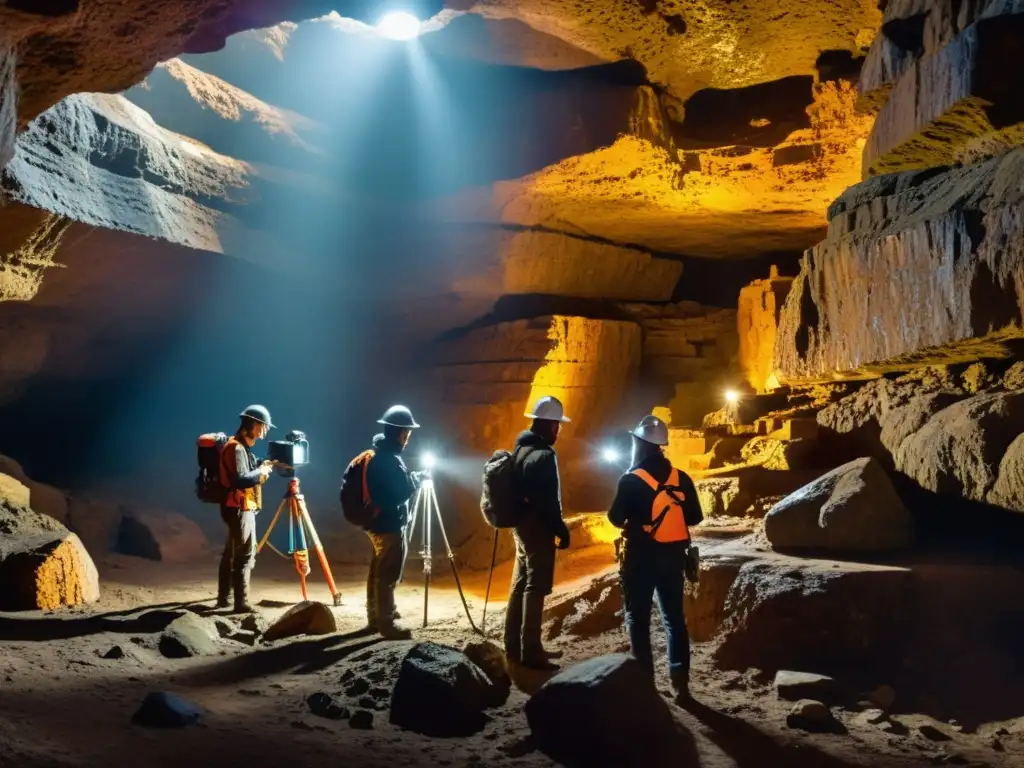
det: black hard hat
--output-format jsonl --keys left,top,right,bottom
{"left": 377, "top": 404, "right": 419, "bottom": 429}
{"left": 239, "top": 404, "right": 274, "bottom": 429}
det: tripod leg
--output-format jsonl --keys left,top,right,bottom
{"left": 482, "top": 528, "right": 499, "bottom": 634}
{"left": 429, "top": 486, "right": 481, "bottom": 635}
{"left": 296, "top": 496, "right": 342, "bottom": 607}
{"left": 291, "top": 498, "right": 310, "bottom": 601}
{"left": 256, "top": 497, "right": 288, "bottom": 554}
{"left": 423, "top": 486, "right": 432, "bottom": 629}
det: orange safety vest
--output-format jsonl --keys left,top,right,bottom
{"left": 630, "top": 467, "right": 690, "bottom": 543}
{"left": 219, "top": 437, "right": 263, "bottom": 511}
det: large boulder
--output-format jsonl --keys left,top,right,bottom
{"left": 896, "top": 392, "right": 1024, "bottom": 511}
{"left": 525, "top": 654, "right": 695, "bottom": 767}
{"left": 262, "top": 601, "right": 336, "bottom": 642}
{"left": 461, "top": 639, "right": 512, "bottom": 704}
{"left": 115, "top": 509, "right": 209, "bottom": 563}
{"left": 159, "top": 613, "right": 220, "bottom": 658}
{"left": 711, "top": 551, "right": 914, "bottom": 677}
{"left": 0, "top": 531, "right": 100, "bottom": 610}
{"left": 390, "top": 642, "right": 500, "bottom": 737}
{"left": 764, "top": 457, "right": 913, "bottom": 551}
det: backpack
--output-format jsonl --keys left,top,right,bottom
{"left": 196, "top": 432, "right": 229, "bottom": 504}
{"left": 340, "top": 449, "right": 380, "bottom": 528}
{"left": 480, "top": 446, "right": 527, "bottom": 529}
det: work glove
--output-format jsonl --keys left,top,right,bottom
{"left": 555, "top": 521, "right": 571, "bottom": 550}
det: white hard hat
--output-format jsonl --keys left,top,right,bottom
{"left": 525, "top": 395, "right": 571, "bottom": 423}
{"left": 630, "top": 415, "right": 668, "bottom": 446}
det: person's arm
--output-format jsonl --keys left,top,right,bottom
{"left": 230, "top": 443, "right": 267, "bottom": 490}
{"left": 529, "top": 451, "right": 568, "bottom": 542}
{"left": 607, "top": 474, "right": 634, "bottom": 529}
{"left": 680, "top": 473, "right": 704, "bottom": 528}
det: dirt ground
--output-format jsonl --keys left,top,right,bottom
{"left": 0, "top": 540, "right": 1020, "bottom": 768}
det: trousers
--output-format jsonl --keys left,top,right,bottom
{"left": 619, "top": 539, "right": 690, "bottom": 686}
{"left": 218, "top": 506, "right": 257, "bottom": 606}
{"left": 504, "top": 518, "right": 555, "bottom": 662}
{"left": 366, "top": 530, "right": 406, "bottom": 627}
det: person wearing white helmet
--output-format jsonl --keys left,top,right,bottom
{"left": 607, "top": 414, "right": 704, "bottom": 700}
{"left": 216, "top": 404, "right": 276, "bottom": 613}
{"left": 504, "top": 395, "right": 572, "bottom": 671}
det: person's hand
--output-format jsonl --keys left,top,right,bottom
{"left": 259, "top": 461, "right": 274, "bottom": 477}
{"left": 555, "top": 521, "right": 571, "bottom": 550}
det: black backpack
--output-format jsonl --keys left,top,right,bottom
{"left": 480, "top": 446, "right": 528, "bottom": 528}
{"left": 196, "top": 432, "right": 228, "bottom": 504}
{"left": 340, "top": 449, "right": 381, "bottom": 528}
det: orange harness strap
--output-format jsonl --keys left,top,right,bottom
{"left": 630, "top": 467, "right": 690, "bottom": 543}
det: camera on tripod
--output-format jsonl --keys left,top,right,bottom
{"left": 268, "top": 430, "right": 310, "bottom": 477}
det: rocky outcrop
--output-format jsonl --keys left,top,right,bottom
{"left": 764, "top": 457, "right": 914, "bottom": 551}
{"left": 525, "top": 654, "right": 695, "bottom": 766}
{"left": 390, "top": 642, "right": 502, "bottom": 737}
{"left": 3, "top": 91, "right": 301, "bottom": 266}
{"left": 775, "top": 149, "right": 1024, "bottom": 382}
{"left": 0, "top": 530, "right": 100, "bottom": 610}
{"left": 862, "top": 14, "right": 1024, "bottom": 176}
{"left": 738, "top": 267, "right": 793, "bottom": 393}
{"left": 816, "top": 367, "right": 1024, "bottom": 512}
{"left": 263, "top": 601, "right": 337, "bottom": 642}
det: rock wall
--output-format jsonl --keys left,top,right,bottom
{"left": 737, "top": 267, "right": 793, "bottom": 393}
{"left": 775, "top": 1, "right": 1024, "bottom": 383}
{"left": 426, "top": 314, "right": 640, "bottom": 562}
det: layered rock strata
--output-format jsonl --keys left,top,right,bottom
{"left": 775, "top": 2, "right": 1024, "bottom": 382}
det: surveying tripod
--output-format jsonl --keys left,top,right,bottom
{"left": 257, "top": 476, "right": 342, "bottom": 606}
{"left": 399, "top": 473, "right": 479, "bottom": 632}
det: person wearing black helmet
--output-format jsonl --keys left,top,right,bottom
{"left": 363, "top": 404, "right": 421, "bottom": 639}
{"left": 216, "top": 404, "right": 275, "bottom": 613}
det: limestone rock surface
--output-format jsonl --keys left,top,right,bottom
{"left": 764, "top": 457, "right": 914, "bottom": 551}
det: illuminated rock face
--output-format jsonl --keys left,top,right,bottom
{"left": 0, "top": 531, "right": 100, "bottom": 611}
{"left": 738, "top": 268, "right": 793, "bottom": 393}
{"left": 774, "top": 148, "right": 1024, "bottom": 382}
{"left": 428, "top": 315, "right": 640, "bottom": 557}
{"left": 776, "top": 1, "right": 1024, "bottom": 383}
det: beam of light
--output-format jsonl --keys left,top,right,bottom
{"left": 421, "top": 451, "right": 438, "bottom": 470}
{"left": 724, "top": 389, "right": 740, "bottom": 405}
{"left": 376, "top": 11, "right": 422, "bottom": 40}
{"left": 601, "top": 447, "right": 620, "bottom": 464}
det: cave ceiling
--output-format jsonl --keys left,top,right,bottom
{"left": 0, "top": 0, "right": 881, "bottom": 271}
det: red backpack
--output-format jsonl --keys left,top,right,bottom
{"left": 340, "top": 450, "right": 380, "bottom": 528}
{"left": 195, "top": 432, "right": 228, "bottom": 504}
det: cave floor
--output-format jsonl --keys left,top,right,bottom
{"left": 0, "top": 545, "right": 1019, "bottom": 768}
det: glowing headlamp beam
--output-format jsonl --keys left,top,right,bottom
{"left": 601, "top": 447, "right": 620, "bottom": 464}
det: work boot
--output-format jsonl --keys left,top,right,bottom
{"left": 231, "top": 571, "right": 253, "bottom": 614}
{"left": 214, "top": 598, "right": 231, "bottom": 610}
{"left": 671, "top": 670, "right": 690, "bottom": 702}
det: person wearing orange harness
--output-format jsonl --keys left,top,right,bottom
{"left": 607, "top": 414, "right": 704, "bottom": 699}
{"left": 216, "top": 404, "right": 275, "bottom": 613}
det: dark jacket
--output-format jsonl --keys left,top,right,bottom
{"left": 365, "top": 433, "right": 417, "bottom": 534}
{"left": 513, "top": 430, "right": 565, "bottom": 537}
{"left": 607, "top": 452, "right": 703, "bottom": 544}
